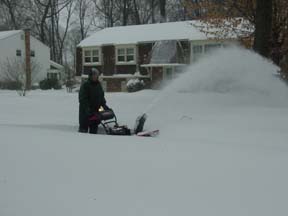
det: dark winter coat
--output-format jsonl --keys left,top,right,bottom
{"left": 78, "top": 79, "right": 106, "bottom": 129}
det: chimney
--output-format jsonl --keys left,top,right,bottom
{"left": 24, "top": 29, "right": 31, "bottom": 90}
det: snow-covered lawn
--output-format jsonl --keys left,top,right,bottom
{"left": 1, "top": 47, "right": 288, "bottom": 216}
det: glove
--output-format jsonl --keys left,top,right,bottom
{"left": 89, "top": 113, "right": 101, "bottom": 123}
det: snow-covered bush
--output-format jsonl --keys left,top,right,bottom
{"left": 126, "top": 78, "right": 145, "bottom": 92}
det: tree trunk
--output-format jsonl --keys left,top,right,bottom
{"left": 132, "top": 0, "right": 141, "bottom": 24}
{"left": 253, "top": 0, "right": 273, "bottom": 57}
{"left": 39, "top": 0, "right": 52, "bottom": 44}
{"left": 122, "top": 0, "right": 129, "bottom": 26}
{"left": 159, "top": 0, "right": 166, "bottom": 22}
{"left": 151, "top": 0, "right": 155, "bottom": 23}
{"left": 50, "top": 0, "right": 56, "bottom": 62}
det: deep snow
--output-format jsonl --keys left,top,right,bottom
{"left": 1, "top": 47, "right": 288, "bottom": 216}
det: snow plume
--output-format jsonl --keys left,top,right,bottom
{"left": 166, "top": 46, "right": 288, "bottom": 101}
{"left": 150, "top": 40, "right": 177, "bottom": 64}
{"left": 145, "top": 46, "right": 288, "bottom": 114}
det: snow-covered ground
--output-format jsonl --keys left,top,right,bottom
{"left": 1, "top": 47, "right": 288, "bottom": 216}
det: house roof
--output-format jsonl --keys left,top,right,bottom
{"left": 78, "top": 21, "right": 210, "bottom": 47}
{"left": 78, "top": 19, "right": 253, "bottom": 48}
{"left": 0, "top": 30, "right": 50, "bottom": 50}
{"left": 50, "top": 60, "right": 64, "bottom": 69}
{"left": 0, "top": 30, "right": 22, "bottom": 40}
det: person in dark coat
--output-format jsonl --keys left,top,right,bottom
{"left": 78, "top": 68, "right": 110, "bottom": 134}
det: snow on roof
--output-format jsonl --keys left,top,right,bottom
{"left": 0, "top": 30, "right": 22, "bottom": 40}
{"left": 50, "top": 60, "right": 64, "bottom": 69}
{"left": 78, "top": 21, "right": 209, "bottom": 47}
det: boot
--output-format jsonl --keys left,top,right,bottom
{"left": 89, "top": 125, "right": 98, "bottom": 134}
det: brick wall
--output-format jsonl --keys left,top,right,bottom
{"left": 102, "top": 78, "right": 127, "bottom": 92}
{"left": 115, "top": 65, "right": 137, "bottom": 74}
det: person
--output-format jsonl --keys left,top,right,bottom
{"left": 78, "top": 68, "right": 110, "bottom": 134}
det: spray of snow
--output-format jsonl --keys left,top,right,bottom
{"left": 144, "top": 46, "right": 288, "bottom": 114}
{"left": 170, "top": 46, "right": 286, "bottom": 95}
{"left": 150, "top": 40, "right": 177, "bottom": 64}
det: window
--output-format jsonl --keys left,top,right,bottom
{"left": 16, "top": 50, "right": 21, "bottom": 56}
{"left": 116, "top": 47, "right": 135, "bottom": 64}
{"left": 30, "top": 50, "right": 35, "bottom": 57}
{"left": 47, "top": 73, "right": 58, "bottom": 80}
{"left": 117, "top": 49, "right": 125, "bottom": 62}
{"left": 83, "top": 48, "right": 100, "bottom": 64}
{"left": 126, "top": 48, "right": 135, "bottom": 62}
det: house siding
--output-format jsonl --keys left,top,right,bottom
{"left": 115, "top": 65, "right": 136, "bottom": 74}
{"left": 29, "top": 35, "right": 50, "bottom": 82}
{"left": 83, "top": 65, "right": 102, "bottom": 75}
{"left": 0, "top": 33, "right": 22, "bottom": 79}
{"left": 102, "top": 77, "right": 127, "bottom": 92}
{"left": 0, "top": 30, "right": 49, "bottom": 83}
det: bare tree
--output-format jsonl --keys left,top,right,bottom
{"left": 253, "top": 0, "right": 273, "bottom": 57}
{"left": 55, "top": 0, "right": 74, "bottom": 64}
{"left": 270, "top": 0, "right": 288, "bottom": 65}
{"left": 0, "top": 0, "right": 35, "bottom": 30}
{"left": 166, "top": 0, "right": 187, "bottom": 21}
{"left": 114, "top": 0, "right": 132, "bottom": 26}
{"left": 0, "top": 0, "right": 19, "bottom": 29}
{"left": 185, "top": 0, "right": 287, "bottom": 62}
{"left": 47, "top": 0, "right": 74, "bottom": 64}
{"left": 158, "top": 0, "right": 166, "bottom": 22}
{"left": 74, "top": 0, "right": 95, "bottom": 39}
{"left": 132, "top": 0, "right": 141, "bottom": 24}
{"left": 32, "top": 0, "right": 52, "bottom": 44}
{"left": 93, "top": 0, "right": 118, "bottom": 27}
{"left": 128, "top": 0, "right": 159, "bottom": 24}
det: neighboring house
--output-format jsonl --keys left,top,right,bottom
{"left": 48, "top": 60, "right": 65, "bottom": 84}
{"left": 0, "top": 30, "right": 50, "bottom": 88}
{"left": 77, "top": 20, "right": 246, "bottom": 92}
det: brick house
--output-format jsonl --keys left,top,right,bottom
{"left": 76, "top": 20, "right": 242, "bottom": 92}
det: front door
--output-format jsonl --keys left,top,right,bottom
{"left": 102, "top": 45, "right": 115, "bottom": 76}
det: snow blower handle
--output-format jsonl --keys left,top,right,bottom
{"left": 99, "top": 109, "right": 116, "bottom": 121}
{"left": 102, "top": 104, "right": 112, "bottom": 111}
